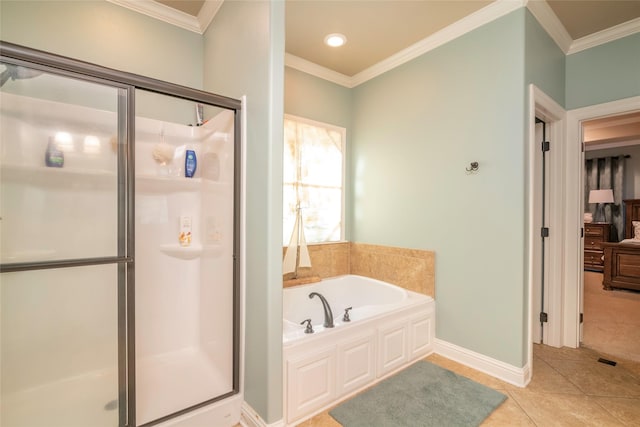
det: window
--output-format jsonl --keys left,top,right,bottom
{"left": 283, "top": 115, "right": 345, "bottom": 245}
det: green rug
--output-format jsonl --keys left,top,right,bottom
{"left": 329, "top": 361, "right": 506, "bottom": 427}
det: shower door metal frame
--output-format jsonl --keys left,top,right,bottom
{"left": 0, "top": 41, "right": 243, "bottom": 427}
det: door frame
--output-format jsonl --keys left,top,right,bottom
{"left": 562, "top": 95, "right": 640, "bottom": 348}
{"left": 527, "top": 85, "right": 566, "bottom": 371}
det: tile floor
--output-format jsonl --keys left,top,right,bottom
{"left": 298, "top": 344, "right": 640, "bottom": 426}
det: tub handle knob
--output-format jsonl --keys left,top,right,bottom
{"left": 343, "top": 307, "right": 352, "bottom": 322}
{"left": 300, "top": 319, "right": 314, "bottom": 334}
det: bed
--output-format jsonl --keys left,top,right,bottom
{"left": 602, "top": 198, "right": 640, "bottom": 291}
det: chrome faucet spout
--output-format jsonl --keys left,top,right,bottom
{"left": 309, "top": 292, "right": 334, "bottom": 328}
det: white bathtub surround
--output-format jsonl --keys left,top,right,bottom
{"left": 282, "top": 275, "right": 435, "bottom": 426}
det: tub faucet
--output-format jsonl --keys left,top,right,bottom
{"left": 309, "top": 292, "right": 334, "bottom": 328}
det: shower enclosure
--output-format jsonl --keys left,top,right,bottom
{"left": 0, "top": 42, "right": 242, "bottom": 427}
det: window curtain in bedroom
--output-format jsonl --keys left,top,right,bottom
{"left": 584, "top": 155, "right": 625, "bottom": 241}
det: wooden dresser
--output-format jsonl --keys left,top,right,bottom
{"left": 584, "top": 223, "right": 611, "bottom": 272}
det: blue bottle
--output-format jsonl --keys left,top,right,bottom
{"left": 185, "top": 150, "right": 197, "bottom": 178}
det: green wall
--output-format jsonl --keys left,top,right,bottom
{"left": 0, "top": 1, "right": 203, "bottom": 89}
{"left": 204, "top": 1, "right": 284, "bottom": 423}
{"left": 566, "top": 33, "right": 640, "bottom": 109}
{"left": 524, "top": 10, "right": 566, "bottom": 107}
{"left": 285, "top": 67, "right": 352, "bottom": 128}
{"left": 351, "top": 10, "right": 527, "bottom": 367}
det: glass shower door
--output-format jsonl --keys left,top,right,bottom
{"left": 0, "top": 61, "right": 127, "bottom": 426}
{"left": 134, "top": 90, "right": 236, "bottom": 425}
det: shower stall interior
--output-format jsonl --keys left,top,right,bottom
{"left": 0, "top": 42, "right": 242, "bottom": 427}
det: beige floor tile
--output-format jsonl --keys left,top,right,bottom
{"left": 509, "top": 390, "right": 626, "bottom": 426}
{"left": 480, "top": 391, "right": 535, "bottom": 426}
{"left": 297, "top": 411, "right": 341, "bottom": 427}
{"left": 617, "top": 359, "right": 640, "bottom": 380}
{"left": 527, "top": 356, "right": 582, "bottom": 394}
{"left": 592, "top": 396, "right": 640, "bottom": 426}
{"left": 533, "top": 343, "right": 601, "bottom": 363}
{"left": 545, "top": 358, "right": 640, "bottom": 397}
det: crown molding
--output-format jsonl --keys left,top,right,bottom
{"left": 106, "top": 0, "right": 222, "bottom": 34}
{"left": 585, "top": 139, "right": 640, "bottom": 152}
{"left": 198, "top": 0, "right": 224, "bottom": 32}
{"left": 286, "top": 0, "right": 525, "bottom": 88}
{"left": 525, "top": 0, "right": 572, "bottom": 54}
{"left": 285, "top": 53, "right": 353, "bottom": 88}
{"left": 351, "top": 0, "right": 526, "bottom": 86}
{"left": 568, "top": 17, "right": 640, "bottom": 55}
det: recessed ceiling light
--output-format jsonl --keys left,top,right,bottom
{"left": 324, "top": 33, "right": 347, "bottom": 47}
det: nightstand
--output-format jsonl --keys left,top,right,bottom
{"left": 584, "top": 223, "right": 611, "bottom": 272}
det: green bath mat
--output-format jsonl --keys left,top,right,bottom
{"left": 329, "top": 360, "right": 506, "bottom": 427}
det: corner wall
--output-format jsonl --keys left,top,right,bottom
{"left": 203, "top": 1, "right": 285, "bottom": 423}
{"left": 350, "top": 9, "right": 528, "bottom": 367}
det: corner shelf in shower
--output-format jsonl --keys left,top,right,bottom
{"left": 0, "top": 164, "right": 116, "bottom": 187}
{"left": 136, "top": 174, "right": 227, "bottom": 193}
{"left": 159, "top": 243, "right": 223, "bottom": 259}
{"left": 159, "top": 244, "right": 203, "bottom": 260}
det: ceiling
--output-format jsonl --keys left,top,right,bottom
{"left": 155, "top": 0, "right": 640, "bottom": 77}
{"left": 583, "top": 111, "right": 640, "bottom": 149}
{"left": 150, "top": 0, "right": 640, "bottom": 145}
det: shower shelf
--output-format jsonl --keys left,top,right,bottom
{"left": 136, "top": 174, "right": 227, "bottom": 193}
{"left": 159, "top": 243, "right": 223, "bottom": 259}
{"left": 1, "top": 164, "right": 115, "bottom": 186}
{"left": 159, "top": 243, "right": 203, "bottom": 260}
{"left": 136, "top": 175, "right": 202, "bottom": 192}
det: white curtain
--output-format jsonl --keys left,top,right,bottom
{"left": 584, "top": 156, "right": 625, "bottom": 241}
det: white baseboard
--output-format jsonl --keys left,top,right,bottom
{"left": 434, "top": 338, "right": 530, "bottom": 387}
{"left": 240, "top": 402, "right": 285, "bottom": 427}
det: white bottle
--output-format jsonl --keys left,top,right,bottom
{"left": 179, "top": 216, "right": 192, "bottom": 247}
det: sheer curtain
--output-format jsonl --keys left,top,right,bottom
{"left": 584, "top": 156, "right": 625, "bottom": 241}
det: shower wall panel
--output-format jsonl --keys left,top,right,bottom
{"left": 134, "top": 92, "right": 236, "bottom": 425}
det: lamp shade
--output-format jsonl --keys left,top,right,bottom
{"left": 588, "top": 189, "right": 614, "bottom": 204}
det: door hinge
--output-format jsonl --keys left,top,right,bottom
{"left": 581, "top": 227, "right": 584, "bottom": 238}
{"left": 542, "top": 141, "right": 550, "bottom": 152}
{"left": 541, "top": 227, "right": 549, "bottom": 238}
{"left": 540, "top": 312, "right": 548, "bottom": 323}
{"left": 580, "top": 313, "right": 584, "bottom": 323}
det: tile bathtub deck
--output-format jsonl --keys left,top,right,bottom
{"left": 295, "top": 344, "right": 640, "bottom": 426}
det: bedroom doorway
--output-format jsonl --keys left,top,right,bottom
{"left": 562, "top": 95, "right": 640, "bottom": 354}
{"left": 580, "top": 112, "right": 640, "bottom": 362}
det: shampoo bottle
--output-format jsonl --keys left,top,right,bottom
{"left": 179, "top": 216, "right": 192, "bottom": 247}
{"left": 45, "top": 138, "right": 64, "bottom": 168}
{"left": 185, "top": 150, "right": 197, "bottom": 178}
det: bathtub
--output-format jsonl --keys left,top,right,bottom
{"left": 282, "top": 275, "right": 435, "bottom": 426}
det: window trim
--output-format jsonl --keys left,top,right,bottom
{"left": 284, "top": 113, "right": 346, "bottom": 244}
